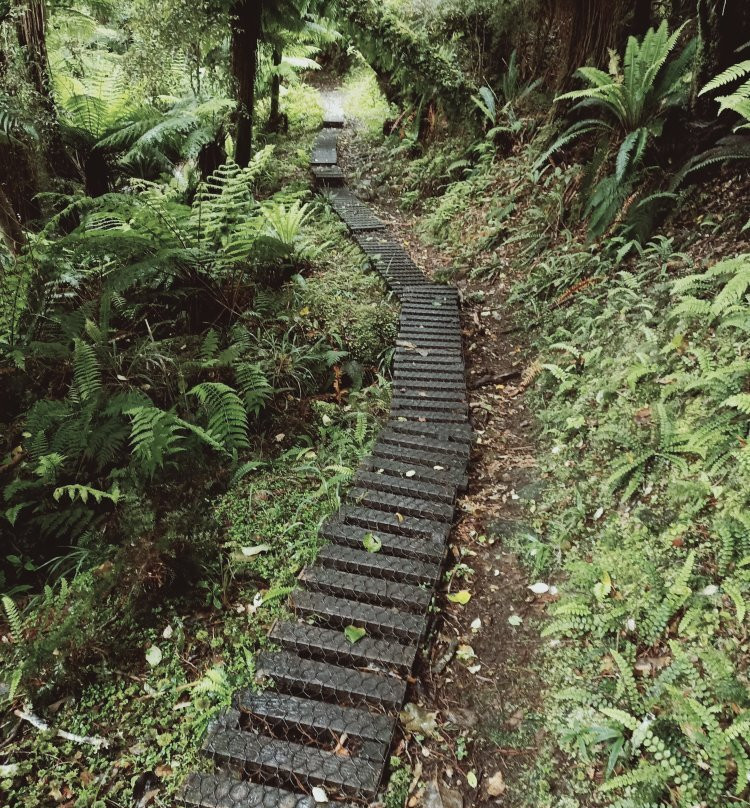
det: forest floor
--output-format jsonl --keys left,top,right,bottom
{"left": 338, "top": 120, "right": 549, "bottom": 806}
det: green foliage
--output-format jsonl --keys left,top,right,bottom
{"left": 538, "top": 22, "right": 695, "bottom": 239}
{"left": 524, "top": 242, "right": 750, "bottom": 806}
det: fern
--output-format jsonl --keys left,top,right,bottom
{"left": 233, "top": 362, "right": 273, "bottom": 416}
{"left": 72, "top": 339, "right": 101, "bottom": 401}
{"left": 189, "top": 382, "right": 249, "bottom": 451}
{"left": 127, "top": 406, "right": 184, "bottom": 478}
{"left": 1, "top": 596, "right": 23, "bottom": 644}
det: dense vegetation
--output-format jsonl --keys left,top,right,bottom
{"left": 2, "top": 1, "right": 750, "bottom": 807}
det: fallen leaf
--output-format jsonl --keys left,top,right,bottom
{"left": 344, "top": 625, "right": 366, "bottom": 644}
{"left": 145, "top": 645, "right": 162, "bottom": 667}
{"left": 447, "top": 590, "right": 471, "bottom": 605}
{"left": 508, "top": 614, "right": 523, "bottom": 626}
{"left": 486, "top": 770, "right": 506, "bottom": 797}
{"left": 312, "top": 786, "right": 328, "bottom": 803}
{"left": 422, "top": 779, "right": 463, "bottom": 808}
{"left": 400, "top": 703, "right": 439, "bottom": 737}
{"left": 466, "top": 771, "right": 478, "bottom": 789}
{"left": 240, "top": 544, "right": 271, "bottom": 557}
{"left": 362, "top": 533, "right": 382, "bottom": 553}
{"left": 456, "top": 644, "right": 476, "bottom": 662}
{"left": 395, "top": 512, "right": 405, "bottom": 523}
{"left": 528, "top": 582, "right": 549, "bottom": 595}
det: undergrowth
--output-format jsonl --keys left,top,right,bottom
{"left": 374, "top": 65, "right": 750, "bottom": 808}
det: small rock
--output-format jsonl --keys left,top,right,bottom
{"left": 486, "top": 771, "right": 506, "bottom": 797}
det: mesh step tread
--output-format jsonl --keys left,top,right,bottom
{"left": 317, "top": 543, "right": 442, "bottom": 586}
{"left": 387, "top": 418, "right": 473, "bottom": 442}
{"left": 391, "top": 389, "right": 467, "bottom": 404}
{"left": 392, "top": 397, "right": 467, "bottom": 412}
{"left": 347, "top": 487, "right": 454, "bottom": 523}
{"left": 386, "top": 410, "right": 469, "bottom": 425}
{"left": 235, "top": 690, "right": 395, "bottom": 743}
{"left": 391, "top": 379, "right": 467, "bottom": 393}
{"left": 291, "top": 590, "right": 427, "bottom": 642}
{"left": 299, "top": 564, "right": 432, "bottom": 612}
{"left": 339, "top": 504, "right": 451, "bottom": 541}
{"left": 320, "top": 518, "right": 445, "bottom": 564}
{"left": 361, "top": 456, "right": 466, "bottom": 490}
{"left": 394, "top": 367, "right": 466, "bottom": 378}
{"left": 269, "top": 620, "right": 417, "bottom": 671}
{"left": 203, "top": 726, "right": 384, "bottom": 798}
{"left": 354, "top": 469, "right": 456, "bottom": 504}
{"left": 371, "top": 444, "right": 468, "bottom": 476}
{"left": 378, "top": 430, "right": 471, "bottom": 458}
{"left": 178, "top": 771, "right": 349, "bottom": 808}
{"left": 255, "top": 650, "right": 406, "bottom": 711}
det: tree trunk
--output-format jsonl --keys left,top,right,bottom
{"left": 13, "top": 0, "right": 52, "bottom": 103}
{"left": 627, "top": 0, "right": 653, "bottom": 38}
{"left": 693, "top": 0, "right": 750, "bottom": 115}
{"left": 13, "top": 0, "right": 73, "bottom": 178}
{"left": 231, "top": 0, "right": 262, "bottom": 168}
{"left": 557, "top": 0, "right": 624, "bottom": 85}
{"left": 269, "top": 47, "right": 282, "bottom": 131}
{"left": 0, "top": 182, "right": 25, "bottom": 254}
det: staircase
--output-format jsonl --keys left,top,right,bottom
{"left": 177, "top": 99, "right": 471, "bottom": 808}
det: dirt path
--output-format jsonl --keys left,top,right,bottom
{"left": 338, "top": 130, "right": 547, "bottom": 807}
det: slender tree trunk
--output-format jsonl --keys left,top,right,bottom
{"left": 0, "top": 182, "right": 25, "bottom": 255}
{"left": 692, "top": 0, "right": 750, "bottom": 115}
{"left": 269, "top": 47, "right": 282, "bottom": 131}
{"left": 231, "top": 0, "right": 262, "bottom": 168}
{"left": 13, "top": 0, "right": 52, "bottom": 103}
{"left": 13, "top": 0, "right": 73, "bottom": 178}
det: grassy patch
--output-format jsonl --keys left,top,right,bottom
{"left": 341, "top": 61, "right": 395, "bottom": 137}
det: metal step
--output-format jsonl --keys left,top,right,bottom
{"left": 339, "top": 505, "right": 452, "bottom": 542}
{"left": 269, "top": 620, "right": 417, "bottom": 672}
{"left": 178, "top": 771, "right": 355, "bottom": 808}
{"left": 377, "top": 430, "right": 471, "bottom": 459}
{"left": 255, "top": 650, "right": 406, "bottom": 711}
{"left": 354, "top": 469, "right": 456, "bottom": 504}
{"left": 320, "top": 517, "right": 445, "bottom": 564}
{"left": 235, "top": 690, "right": 395, "bottom": 745}
{"left": 347, "top": 487, "right": 454, "bottom": 523}
{"left": 290, "top": 590, "right": 427, "bottom": 643}
{"left": 299, "top": 564, "right": 432, "bottom": 612}
{"left": 316, "top": 543, "right": 442, "bottom": 587}
{"left": 203, "top": 726, "right": 385, "bottom": 799}
{"left": 360, "top": 456, "right": 467, "bottom": 492}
